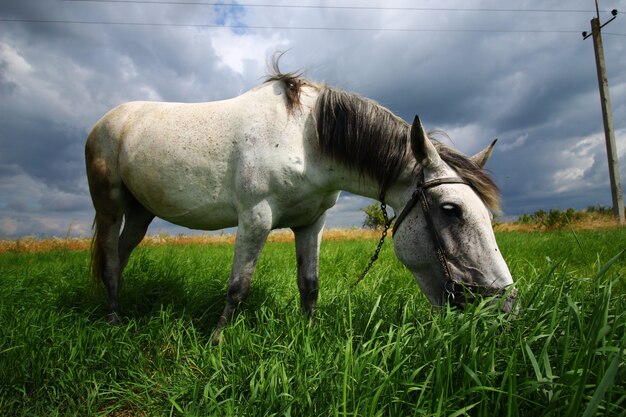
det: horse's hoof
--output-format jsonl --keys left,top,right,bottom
{"left": 211, "top": 329, "right": 223, "bottom": 345}
{"left": 107, "top": 312, "right": 121, "bottom": 324}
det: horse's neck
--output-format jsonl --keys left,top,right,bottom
{"left": 325, "top": 158, "right": 419, "bottom": 213}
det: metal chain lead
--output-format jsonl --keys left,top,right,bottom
{"left": 352, "top": 197, "right": 394, "bottom": 288}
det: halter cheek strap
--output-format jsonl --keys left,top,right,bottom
{"left": 393, "top": 176, "right": 469, "bottom": 281}
{"left": 392, "top": 176, "right": 470, "bottom": 238}
{"left": 360, "top": 172, "right": 513, "bottom": 307}
{"left": 392, "top": 173, "right": 499, "bottom": 305}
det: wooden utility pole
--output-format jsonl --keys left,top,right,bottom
{"left": 583, "top": 5, "right": 624, "bottom": 224}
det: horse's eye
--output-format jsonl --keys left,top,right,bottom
{"left": 441, "top": 203, "right": 462, "bottom": 218}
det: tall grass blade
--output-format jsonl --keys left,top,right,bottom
{"left": 581, "top": 347, "right": 624, "bottom": 417}
{"left": 569, "top": 227, "right": 588, "bottom": 264}
{"left": 594, "top": 249, "right": 624, "bottom": 280}
{"left": 169, "top": 397, "right": 183, "bottom": 414}
{"left": 524, "top": 342, "right": 543, "bottom": 382}
{"left": 447, "top": 401, "right": 480, "bottom": 417}
{"left": 525, "top": 260, "right": 562, "bottom": 308}
{"left": 363, "top": 295, "right": 382, "bottom": 335}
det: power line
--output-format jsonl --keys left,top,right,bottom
{"left": 0, "top": 18, "right": 596, "bottom": 34}
{"left": 60, "top": 0, "right": 612, "bottom": 14}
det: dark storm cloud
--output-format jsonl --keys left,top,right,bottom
{"left": 0, "top": 0, "right": 286, "bottom": 237}
{"left": 290, "top": 3, "right": 626, "bottom": 218}
{"left": 0, "top": 117, "right": 83, "bottom": 189}
{"left": 1, "top": 0, "right": 625, "bottom": 237}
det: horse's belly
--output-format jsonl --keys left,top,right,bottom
{"left": 158, "top": 202, "right": 239, "bottom": 230}
{"left": 128, "top": 174, "right": 239, "bottom": 230}
{"left": 119, "top": 137, "right": 238, "bottom": 230}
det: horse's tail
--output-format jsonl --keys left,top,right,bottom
{"left": 90, "top": 216, "right": 104, "bottom": 287}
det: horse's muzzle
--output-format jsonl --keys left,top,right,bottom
{"left": 445, "top": 281, "right": 518, "bottom": 313}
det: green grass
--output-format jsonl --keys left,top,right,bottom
{"left": 0, "top": 230, "right": 625, "bottom": 416}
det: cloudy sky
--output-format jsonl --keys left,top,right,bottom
{"left": 1, "top": 0, "right": 625, "bottom": 238}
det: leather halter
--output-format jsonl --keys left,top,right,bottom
{"left": 392, "top": 172, "right": 508, "bottom": 307}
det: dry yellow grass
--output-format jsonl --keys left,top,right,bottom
{"left": 493, "top": 213, "right": 623, "bottom": 232}
{"left": 1, "top": 219, "right": 621, "bottom": 254}
{"left": 0, "top": 236, "right": 92, "bottom": 254}
{"left": 0, "top": 228, "right": 382, "bottom": 254}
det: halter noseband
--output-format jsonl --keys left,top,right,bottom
{"left": 392, "top": 172, "right": 509, "bottom": 307}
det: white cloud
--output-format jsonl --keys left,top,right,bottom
{"left": 438, "top": 123, "right": 497, "bottom": 155}
{"left": 0, "top": 41, "right": 33, "bottom": 78}
{"left": 0, "top": 219, "right": 18, "bottom": 236}
{"left": 500, "top": 133, "right": 529, "bottom": 152}
{"left": 324, "top": 194, "right": 374, "bottom": 228}
{"left": 211, "top": 30, "right": 288, "bottom": 75}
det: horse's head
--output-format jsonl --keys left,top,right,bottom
{"left": 392, "top": 116, "right": 516, "bottom": 313}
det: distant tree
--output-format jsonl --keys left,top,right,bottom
{"left": 361, "top": 203, "right": 387, "bottom": 229}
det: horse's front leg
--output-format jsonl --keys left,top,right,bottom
{"left": 211, "top": 202, "right": 272, "bottom": 345}
{"left": 292, "top": 214, "right": 327, "bottom": 318}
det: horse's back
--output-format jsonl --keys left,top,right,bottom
{"left": 86, "top": 83, "right": 335, "bottom": 230}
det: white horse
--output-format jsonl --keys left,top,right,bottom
{"left": 85, "top": 64, "right": 515, "bottom": 343}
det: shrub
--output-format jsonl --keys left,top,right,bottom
{"left": 361, "top": 203, "right": 388, "bottom": 229}
{"left": 515, "top": 207, "right": 605, "bottom": 229}
{"left": 586, "top": 204, "right": 612, "bottom": 214}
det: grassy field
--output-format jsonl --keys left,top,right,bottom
{"left": 0, "top": 229, "right": 624, "bottom": 416}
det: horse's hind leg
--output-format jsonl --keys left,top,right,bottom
{"left": 92, "top": 209, "right": 124, "bottom": 322}
{"left": 86, "top": 130, "right": 128, "bottom": 322}
{"left": 91, "top": 192, "right": 153, "bottom": 322}
{"left": 119, "top": 196, "right": 155, "bottom": 271}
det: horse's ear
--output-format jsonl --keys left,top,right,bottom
{"left": 470, "top": 139, "right": 497, "bottom": 168}
{"left": 410, "top": 115, "right": 441, "bottom": 168}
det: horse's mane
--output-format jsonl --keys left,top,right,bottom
{"left": 265, "top": 67, "right": 500, "bottom": 211}
{"left": 314, "top": 87, "right": 410, "bottom": 195}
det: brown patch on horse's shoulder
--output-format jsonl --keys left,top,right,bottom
{"left": 85, "top": 136, "right": 103, "bottom": 177}
{"left": 89, "top": 157, "right": 108, "bottom": 179}
{"left": 85, "top": 129, "right": 116, "bottom": 208}
{"left": 86, "top": 159, "right": 111, "bottom": 206}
